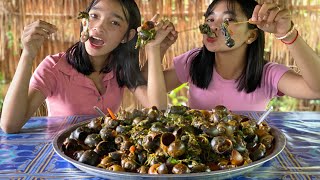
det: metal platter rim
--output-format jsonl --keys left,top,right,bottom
{"left": 52, "top": 118, "right": 286, "bottom": 179}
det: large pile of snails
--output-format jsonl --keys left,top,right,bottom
{"left": 62, "top": 105, "right": 275, "bottom": 174}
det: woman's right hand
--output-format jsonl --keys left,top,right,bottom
{"left": 21, "top": 20, "right": 57, "bottom": 59}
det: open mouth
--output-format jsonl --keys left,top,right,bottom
{"left": 89, "top": 36, "right": 105, "bottom": 47}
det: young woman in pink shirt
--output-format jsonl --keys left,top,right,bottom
{"left": 162, "top": 0, "right": 320, "bottom": 111}
{"left": 1, "top": 0, "right": 175, "bottom": 133}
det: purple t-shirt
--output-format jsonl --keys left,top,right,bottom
{"left": 30, "top": 53, "right": 124, "bottom": 116}
{"left": 173, "top": 48, "right": 290, "bottom": 111}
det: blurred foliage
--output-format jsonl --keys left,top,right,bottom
{"left": 168, "top": 83, "right": 188, "bottom": 106}
{"left": 169, "top": 83, "right": 302, "bottom": 112}
{"left": 0, "top": 72, "right": 4, "bottom": 114}
{"left": 0, "top": 99, "right": 3, "bottom": 114}
{"left": 6, "top": 31, "right": 14, "bottom": 49}
{"left": 6, "top": 29, "right": 20, "bottom": 55}
{"left": 310, "top": 100, "right": 320, "bottom": 105}
{"left": 267, "top": 96, "right": 298, "bottom": 112}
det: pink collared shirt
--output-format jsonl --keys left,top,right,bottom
{"left": 30, "top": 53, "right": 124, "bottom": 116}
{"left": 174, "top": 48, "right": 290, "bottom": 111}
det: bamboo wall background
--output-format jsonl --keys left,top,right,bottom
{"left": 0, "top": 0, "right": 320, "bottom": 114}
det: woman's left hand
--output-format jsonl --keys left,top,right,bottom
{"left": 249, "top": 2, "right": 292, "bottom": 37}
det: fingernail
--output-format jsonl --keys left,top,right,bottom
{"left": 251, "top": 16, "right": 257, "bottom": 21}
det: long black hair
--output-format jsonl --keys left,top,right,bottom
{"left": 65, "top": 0, "right": 146, "bottom": 89}
{"left": 189, "top": 0, "right": 267, "bottom": 93}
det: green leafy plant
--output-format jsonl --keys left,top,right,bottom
{"left": 168, "top": 83, "right": 189, "bottom": 106}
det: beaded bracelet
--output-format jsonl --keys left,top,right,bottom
{"left": 281, "top": 30, "right": 299, "bottom": 45}
{"left": 275, "top": 21, "right": 295, "bottom": 40}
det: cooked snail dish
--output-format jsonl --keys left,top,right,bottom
{"left": 221, "top": 20, "right": 235, "bottom": 48}
{"left": 135, "top": 21, "right": 156, "bottom": 49}
{"left": 199, "top": 23, "right": 216, "bottom": 38}
{"left": 77, "top": 11, "right": 90, "bottom": 43}
{"left": 62, "top": 105, "right": 275, "bottom": 174}
{"left": 199, "top": 20, "right": 235, "bottom": 48}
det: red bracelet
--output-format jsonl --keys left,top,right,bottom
{"left": 281, "top": 29, "right": 299, "bottom": 45}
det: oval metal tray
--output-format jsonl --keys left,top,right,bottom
{"left": 53, "top": 119, "right": 286, "bottom": 180}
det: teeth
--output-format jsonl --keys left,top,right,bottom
{"left": 92, "top": 36, "right": 103, "bottom": 40}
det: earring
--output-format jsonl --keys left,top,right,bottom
{"left": 121, "top": 40, "right": 125, "bottom": 43}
